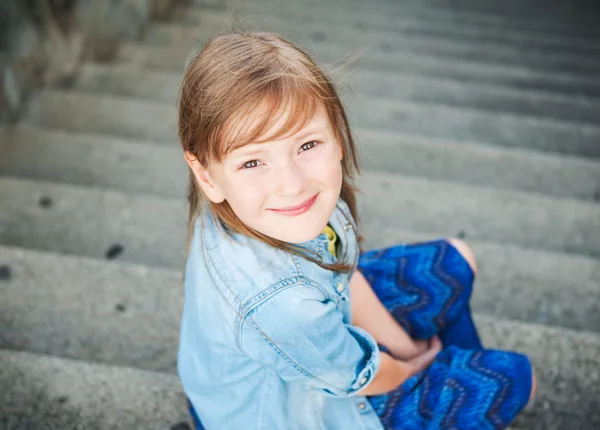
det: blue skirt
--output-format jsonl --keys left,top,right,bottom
{"left": 188, "top": 239, "right": 533, "bottom": 430}
{"left": 358, "top": 239, "right": 533, "bottom": 430}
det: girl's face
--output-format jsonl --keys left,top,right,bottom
{"left": 186, "top": 103, "right": 344, "bottom": 244}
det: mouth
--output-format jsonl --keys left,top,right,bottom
{"left": 269, "top": 193, "right": 319, "bottom": 215}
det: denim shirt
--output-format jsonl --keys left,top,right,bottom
{"left": 178, "top": 197, "right": 384, "bottom": 430}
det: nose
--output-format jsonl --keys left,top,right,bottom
{"left": 271, "top": 160, "right": 306, "bottom": 196}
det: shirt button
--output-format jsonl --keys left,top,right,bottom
{"left": 336, "top": 282, "right": 345, "bottom": 293}
{"left": 358, "top": 402, "right": 366, "bottom": 410}
{"left": 344, "top": 223, "right": 352, "bottom": 231}
{"left": 359, "top": 376, "right": 368, "bottom": 385}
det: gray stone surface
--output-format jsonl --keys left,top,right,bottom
{"left": 147, "top": 13, "right": 600, "bottom": 77}
{"left": 0, "top": 307, "right": 599, "bottom": 429}
{"left": 0, "top": 246, "right": 183, "bottom": 373}
{"left": 355, "top": 171, "right": 600, "bottom": 257}
{"left": 177, "top": 4, "right": 600, "bottom": 54}
{"left": 472, "top": 315, "right": 600, "bottom": 430}
{"left": 76, "top": 63, "right": 181, "bottom": 102}
{"left": 118, "top": 41, "right": 600, "bottom": 99}
{"left": 0, "top": 176, "right": 187, "bottom": 267}
{"left": 189, "top": 0, "right": 600, "bottom": 38}
{"left": 2, "top": 125, "right": 599, "bottom": 203}
{"left": 1, "top": 240, "right": 598, "bottom": 371}
{"left": 75, "top": 62, "right": 600, "bottom": 125}
{"left": 4, "top": 0, "right": 600, "bottom": 427}
{"left": 1, "top": 174, "right": 599, "bottom": 267}
{"left": 0, "top": 126, "right": 187, "bottom": 198}
{"left": 0, "top": 349, "right": 191, "bottom": 430}
{"left": 25, "top": 89, "right": 178, "bottom": 143}
{"left": 347, "top": 96, "right": 600, "bottom": 157}
{"left": 23, "top": 87, "right": 600, "bottom": 157}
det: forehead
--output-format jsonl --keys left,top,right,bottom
{"left": 251, "top": 103, "right": 328, "bottom": 143}
{"left": 220, "top": 95, "right": 331, "bottom": 158}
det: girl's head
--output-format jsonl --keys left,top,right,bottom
{"left": 178, "top": 31, "right": 363, "bottom": 272}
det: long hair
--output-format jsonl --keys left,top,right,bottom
{"left": 177, "top": 31, "right": 364, "bottom": 273}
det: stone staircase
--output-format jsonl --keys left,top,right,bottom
{"left": 1, "top": 0, "right": 599, "bottom": 428}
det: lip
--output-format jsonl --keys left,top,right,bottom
{"left": 269, "top": 193, "right": 319, "bottom": 216}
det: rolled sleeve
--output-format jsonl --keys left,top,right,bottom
{"left": 239, "top": 282, "right": 380, "bottom": 397}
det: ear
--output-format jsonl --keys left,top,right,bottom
{"left": 184, "top": 151, "right": 226, "bottom": 203}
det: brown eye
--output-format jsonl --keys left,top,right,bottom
{"left": 300, "top": 141, "right": 317, "bottom": 152}
{"left": 242, "top": 160, "right": 260, "bottom": 169}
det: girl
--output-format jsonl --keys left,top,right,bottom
{"left": 176, "top": 31, "right": 536, "bottom": 429}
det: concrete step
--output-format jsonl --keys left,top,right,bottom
{"left": 147, "top": 15, "right": 600, "bottom": 77}
{"left": 0, "top": 173, "right": 598, "bottom": 267}
{"left": 0, "top": 349, "right": 191, "bottom": 430}
{"left": 348, "top": 96, "right": 600, "bottom": 157}
{"left": 0, "top": 176, "right": 188, "bottom": 268}
{"left": 190, "top": 0, "right": 600, "bottom": 38}
{"left": 0, "top": 347, "right": 527, "bottom": 430}
{"left": 1, "top": 236, "right": 598, "bottom": 364}
{"left": 118, "top": 42, "right": 600, "bottom": 100}
{"left": 1, "top": 249, "right": 598, "bottom": 429}
{"left": 381, "top": 0, "right": 600, "bottom": 32}
{"left": 75, "top": 63, "right": 600, "bottom": 125}
{"left": 176, "top": 4, "right": 600, "bottom": 56}
{"left": 24, "top": 89, "right": 600, "bottom": 157}
{"left": 2, "top": 126, "right": 599, "bottom": 203}
{"left": 25, "top": 90, "right": 178, "bottom": 143}
{"left": 0, "top": 126, "right": 187, "bottom": 198}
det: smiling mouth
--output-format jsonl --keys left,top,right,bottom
{"left": 269, "top": 193, "right": 319, "bottom": 215}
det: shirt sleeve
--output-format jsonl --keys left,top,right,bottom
{"left": 238, "top": 281, "right": 380, "bottom": 397}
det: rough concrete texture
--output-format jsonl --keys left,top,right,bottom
{"left": 1, "top": 246, "right": 599, "bottom": 428}
{"left": 147, "top": 14, "right": 600, "bottom": 79}
{"left": 0, "top": 348, "right": 527, "bottom": 430}
{"left": 190, "top": 0, "right": 600, "bottom": 37}
{"left": 0, "top": 126, "right": 187, "bottom": 198}
{"left": 25, "top": 90, "right": 178, "bottom": 142}
{"left": 2, "top": 125, "right": 599, "bottom": 201}
{"left": 1, "top": 171, "right": 598, "bottom": 264}
{"left": 118, "top": 40, "right": 600, "bottom": 99}
{"left": 75, "top": 61, "right": 600, "bottom": 126}
{"left": 176, "top": 4, "right": 600, "bottom": 53}
{"left": 24, "top": 87, "right": 600, "bottom": 157}
{"left": 1, "top": 243, "right": 598, "bottom": 367}
{"left": 0, "top": 349, "right": 192, "bottom": 430}
{"left": 3, "top": 0, "right": 600, "bottom": 427}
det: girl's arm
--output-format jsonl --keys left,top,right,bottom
{"left": 355, "top": 351, "right": 413, "bottom": 396}
{"left": 356, "top": 337, "right": 443, "bottom": 397}
{"left": 349, "top": 269, "right": 423, "bottom": 360}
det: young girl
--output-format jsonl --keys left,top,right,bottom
{"left": 176, "top": 31, "right": 536, "bottom": 430}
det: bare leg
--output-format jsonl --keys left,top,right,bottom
{"left": 349, "top": 268, "right": 420, "bottom": 359}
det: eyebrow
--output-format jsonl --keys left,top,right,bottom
{"left": 231, "top": 130, "right": 320, "bottom": 158}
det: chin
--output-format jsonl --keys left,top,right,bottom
{"left": 278, "top": 228, "right": 325, "bottom": 244}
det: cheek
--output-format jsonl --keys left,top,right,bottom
{"left": 307, "top": 148, "right": 343, "bottom": 182}
{"left": 225, "top": 175, "right": 269, "bottom": 207}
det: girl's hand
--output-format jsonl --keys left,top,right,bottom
{"left": 404, "top": 336, "right": 442, "bottom": 375}
{"left": 411, "top": 339, "right": 430, "bottom": 357}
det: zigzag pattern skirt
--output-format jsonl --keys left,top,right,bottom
{"left": 358, "top": 239, "right": 533, "bottom": 430}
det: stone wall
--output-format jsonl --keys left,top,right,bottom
{"left": 0, "top": 0, "right": 185, "bottom": 123}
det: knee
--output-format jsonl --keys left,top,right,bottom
{"left": 447, "top": 238, "right": 478, "bottom": 276}
{"left": 529, "top": 371, "right": 537, "bottom": 404}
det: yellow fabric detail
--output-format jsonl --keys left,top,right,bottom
{"left": 322, "top": 224, "right": 338, "bottom": 258}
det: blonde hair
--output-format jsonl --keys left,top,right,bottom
{"left": 177, "top": 31, "right": 364, "bottom": 273}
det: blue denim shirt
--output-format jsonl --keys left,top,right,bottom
{"left": 177, "top": 197, "right": 384, "bottom": 430}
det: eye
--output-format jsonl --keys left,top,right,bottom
{"left": 239, "top": 141, "right": 319, "bottom": 170}
{"left": 300, "top": 141, "right": 318, "bottom": 152}
{"left": 241, "top": 160, "right": 261, "bottom": 169}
